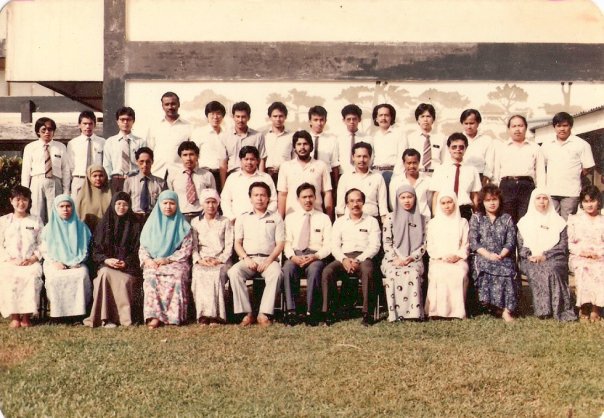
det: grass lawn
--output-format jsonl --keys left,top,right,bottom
{"left": 1, "top": 314, "right": 603, "bottom": 418}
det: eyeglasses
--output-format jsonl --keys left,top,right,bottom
{"left": 39, "top": 127, "right": 55, "bottom": 133}
{"left": 450, "top": 145, "right": 466, "bottom": 150}
{"left": 118, "top": 117, "right": 134, "bottom": 122}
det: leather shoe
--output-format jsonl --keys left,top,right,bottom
{"left": 240, "top": 313, "right": 255, "bottom": 326}
{"left": 257, "top": 313, "right": 272, "bottom": 327}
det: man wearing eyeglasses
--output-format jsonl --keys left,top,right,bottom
{"left": 429, "top": 132, "right": 481, "bottom": 221}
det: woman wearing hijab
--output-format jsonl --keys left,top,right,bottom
{"left": 84, "top": 192, "right": 142, "bottom": 328}
{"left": 381, "top": 184, "right": 427, "bottom": 321}
{"left": 190, "top": 189, "right": 233, "bottom": 325}
{"left": 139, "top": 190, "right": 193, "bottom": 329}
{"left": 75, "top": 164, "right": 112, "bottom": 234}
{"left": 0, "top": 186, "right": 44, "bottom": 328}
{"left": 425, "top": 190, "right": 470, "bottom": 319}
{"left": 469, "top": 184, "right": 518, "bottom": 322}
{"left": 41, "top": 194, "right": 92, "bottom": 319}
{"left": 518, "top": 188, "right": 576, "bottom": 321}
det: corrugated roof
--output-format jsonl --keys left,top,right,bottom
{"left": 531, "top": 105, "right": 604, "bottom": 132}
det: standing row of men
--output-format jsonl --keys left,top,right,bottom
{"left": 21, "top": 91, "right": 595, "bottom": 227}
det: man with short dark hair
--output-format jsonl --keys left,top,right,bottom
{"left": 220, "top": 145, "right": 277, "bottom": 222}
{"left": 123, "top": 147, "right": 166, "bottom": 219}
{"left": 282, "top": 183, "right": 332, "bottom": 326}
{"left": 407, "top": 103, "right": 446, "bottom": 176}
{"left": 277, "top": 130, "right": 333, "bottom": 220}
{"left": 308, "top": 106, "right": 340, "bottom": 189}
{"left": 264, "top": 102, "right": 293, "bottom": 184}
{"left": 103, "top": 107, "right": 146, "bottom": 192}
{"left": 228, "top": 181, "right": 285, "bottom": 327}
{"left": 430, "top": 133, "right": 481, "bottom": 220}
{"left": 371, "top": 103, "right": 407, "bottom": 186}
{"left": 337, "top": 104, "right": 373, "bottom": 176}
{"left": 336, "top": 142, "right": 388, "bottom": 223}
{"left": 67, "top": 110, "right": 105, "bottom": 196}
{"left": 166, "top": 141, "right": 216, "bottom": 222}
{"left": 321, "top": 188, "right": 380, "bottom": 326}
{"left": 220, "top": 101, "right": 267, "bottom": 185}
{"left": 389, "top": 148, "right": 432, "bottom": 216}
{"left": 146, "top": 92, "right": 192, "bottom": 180}
{"left": 192, "top": 101, "right": 227, "bottom": 190}
{"left": 541, "top": 111, "right": 595, "bottom": 220}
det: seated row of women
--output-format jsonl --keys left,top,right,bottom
{"left": 0, "top": 180, "right": 602, "bottom": 328}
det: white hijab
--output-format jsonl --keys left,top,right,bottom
{"left": 517, "top": 188, "right": 566, "bottom": 255}
{"left": 428, "top": 190, "right": 465, "bottom": 257}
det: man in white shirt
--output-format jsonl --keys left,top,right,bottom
{"left": 166, "top": 141, "right": 216, "bottom": 222}
{"left": 103, "top": 107, "right": 146, "bottom": 192}
{"left": 146, "top": 91, "right": 192, "bottom": 180}
{"left": 430, "top": 133, "right": 481, "bottom": 220}
{"left": 321, "top": 188, "right": 381, "bottom": 326}
{"left": 228, "top": 181, "right": 285, "bottom": 327}
{"left": 371, "top": 103, "right": 407, "bottom": 188}
{"left": 192, "top": 101, "right": 227, "bottom": 191}
{"left": 407, "top": 103, "right": 446, "bottom": 176}
{"left": 336, "top": 104, "right": 373, "bottom": 176}
{"left": 264, "top": 101, "right": 293, "bottom": 185}
{"left": 493, "top": 114, "right": 544, "bottom": 223}
{"left": 541, "top": 111, "right": 595, "bottom": 220}
{"left": 389, "top": 148, "right": 432, "bottom": 217}
{"left": 308, "top": 106, "right": 340, "bottom": 189}
{"left": 21, "top": 117, "right": 70, "bottom": 223}
{"left": 282, "top": 183, "right": 332, "bottom": 326}
{"left": 67, "top": 110, "right": 105, "bottom": 197}
{"left": 277, "top": 130, "right": 334, "bottom": 220}
{"left": 220, "top": 146, "right": 277, "bottom": 222}
{"left": 459, "top": 109, "right": 495, "bottom": 185}
{"left": 336, "top": 142, "right": 388, "bottom": 223}
{"left": 220, "top": 101, "right": 267, "bottom": 186}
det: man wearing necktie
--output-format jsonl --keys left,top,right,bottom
{"left": 336, "top": 104, "right": 374, "bottom": 177}
{"left": 66, "top": 111, "right": 105, "bottom": 197}
{"left": 124, "top": 147, "right": 166, "bottom": 222}
{"left": 282, "top": 183, "right": 332, "bottom": 326}
{"left": 406, "top": 103, "right": 447, "bottom": 177}
{"left": 103, "top": 107, "right": 146, "bottom": 193}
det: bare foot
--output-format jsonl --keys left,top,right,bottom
{"left": 502, "top": 309, "right": 514, "bottom": 322}
{"left": 9, "top": 318, "right": 20, "bottom": 329}
{"left": 147, "top": 318, "right": 160, "bottom": 329}
{"left": 20, "top": 314, "right": 32, "bottom": 328}
{"left": 589, "top": 310, "right": 601, "bottom": 323}
{"left": 257, "top": 313, "right": 272, "bottom": 327}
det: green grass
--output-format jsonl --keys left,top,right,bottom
{"left": 1, "top": 315, "right": 603, "bottom": 418}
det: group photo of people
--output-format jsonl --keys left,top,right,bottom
{"left": 2, "top": 91, "right": 602, "bottom": 330}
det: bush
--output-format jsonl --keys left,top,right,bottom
{"left": 0, "top": 155, "right": 22, "bottom": 216}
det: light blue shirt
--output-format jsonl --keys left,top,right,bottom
{"left": 103, "top": 132, "right": 146, "bottom": 176}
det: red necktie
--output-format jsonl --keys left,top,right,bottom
{"left": 453, "top": 163, "right": 461, "bottom": 196}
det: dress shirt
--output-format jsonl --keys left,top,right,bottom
{"left": 336, "top": 132, "right": 374, "bottom": 175}
{"left": 220, "top": 170, "right": 277, "bottom": 220}
{"left": 123, "top": 172, "right": 166, "bottom": 213}
{"left": 541, "top": 135, "right": 595, "bottom": 197}
{"left": 310, "top": 131, "right": 339, "bottom": 170}
{"left": 492, "top": 139, "right": 545, "bottom": 185}
{"left": 103, "top": 132, "right": 146, "bottom": 176}
{"left": 146, "top": 117, "right": 192, "bottom": 179}
{"left": 264, "top": 128, "right": 293, "bottom": 170}
{"left": 21, "top": 140, "right": 70, "bottom": 192}
{"left": 372, "top": 126, "right": 407, "bottom": 174}
{"left": 167, "top": 167, "right": 216, "bottom": 213}
{"left": 235, "top": 210, "right": 285, "bottom": 255}
{"left": 430, "top": 161, "right": 481, "bottom": 206}
{"left": 407, "top": 130, "right": 446, "bottom": 169}
{"left": 336, "top": 169, "right": 388, "bottom": 217}
{"left": 284, "top": 209, "right": 332, "bottom": 260}
{"left": 192, "top": 125, "right": 225, "bottom": 170}
{"left": 277, "top": 158, "right": 332, "bottom": 215}
{"left": 464, "top": 132, "right": 495, "bottom": 178}
{"left": 331, "top": 213, "right": 381, "bottom": 262}
{"left": 67, "top": 134, "right": 105, "bottom": 177}
{"left": 222, "top": 128, "right": 267, "bottom": 172}
{"left": 389, "top": 172, "right": 432, "bottom": 217}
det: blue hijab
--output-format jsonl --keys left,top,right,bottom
{"left": 41, "top": 194, "right": 91, "bottom": 266}
{"left": 139, "top": 190, "right": 191, "bottom": 258}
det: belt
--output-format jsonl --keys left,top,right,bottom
{"left": 246, "top": 253, "right": 269, "bottom": 257}
{"left": 420, "top": 168, "right": 435, "bottom": 173}
{"left": 182, "top": 211, "right": 202, "bottom": 217}
{"left": 111, "top": 174, "right": 128, "bottom": 179}
{"left": 372, "top": 164, "right": 394, "bottom": 171}
{"left": 501, "top": 176, "right": 533, "bottom": 182}
{"left": 72, "top": 175, "right": 86, "bottom": 178}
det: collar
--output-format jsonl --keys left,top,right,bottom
{"left": 505, "top": 138, "right": 530, "bottom": 146}
{"left": 161, "top": 117, "right": 185, "bottom": 125}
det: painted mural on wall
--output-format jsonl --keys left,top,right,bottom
{"left": 126, "top": 81, "right": 603, "bottom": 142}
